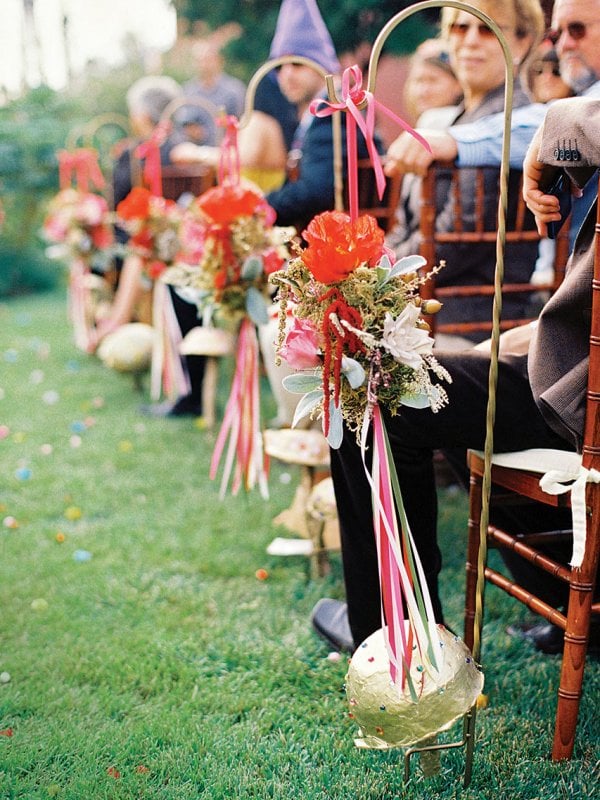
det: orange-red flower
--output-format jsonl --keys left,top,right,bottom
{"left": 116, "top": 187, "right": 152, "bottom": 220}
{"left": 301, "top": 211, "right": 385, "bottom": 284}
{"left": 195, "top": 184, "right": 268, "bottom": 225}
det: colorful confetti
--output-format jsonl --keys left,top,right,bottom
{"left": 64, "top": 506, "right": 82, "bottom": 521}
{"left": 42, "top": 390, "right": 60, "bottom": 405}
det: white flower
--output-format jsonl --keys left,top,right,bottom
{"left": 381, "top": 306, "right": 433, "bottom": 370}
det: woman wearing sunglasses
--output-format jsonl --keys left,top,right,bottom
{"left": 385, "top": 0, "right": 545, "bottom": 344}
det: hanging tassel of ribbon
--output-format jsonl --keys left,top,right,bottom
{"left": 310, "top": 64, "right": 431, "bottom": 221}
{"left": 67, "top": 257, "right": 94, "bottom": 352}
{"left": 216, "top": 115, "right": 241, "bottom": 186}
{"left": 210, "top": 317, "right": 269, "bottom": 500}
{"left": 134, "top": 120, "right": 171, "bottom": 197}
{"left": 57, "top": 148, "right": 106, "bottom": 193}
{"left": 150, "top": 280, "right": 192, "bottom": 402}
{"left": 360, "top": 402, "right": 441, "bottom": 692}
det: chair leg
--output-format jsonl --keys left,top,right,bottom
{"left": 464, "top": 466, "right": 483, "bottom": 651}
{"left": 552, "top": 487, "right": 600, "bottom": 760}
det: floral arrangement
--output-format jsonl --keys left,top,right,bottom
{"left": 115, "top": 186, "right": 182, "bottom": 280}
{"left": 272, "top": 209, "right": 450, "bottom": 446}
{"left": 43, "top": 188, "right": 114, "bottom": 272}
{"left": 162, "top": 183, "right": 294, "bottom": 327}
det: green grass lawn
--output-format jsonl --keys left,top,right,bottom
{"left": 0, "top": 290, "right": 598, "bottom": 799}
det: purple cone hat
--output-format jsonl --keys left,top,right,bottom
{"left": 269, "top": 0, "right": 341, "bottom": 75}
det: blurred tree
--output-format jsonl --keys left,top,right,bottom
{"left": 171, "top": 1, "right": 439, "bottom": 77}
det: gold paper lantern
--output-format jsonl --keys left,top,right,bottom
{"left": 346, "top": 625, "right": 484, "bottom": 749}
{"left": 97, "top": 323, "right": 155, "bottom": 373}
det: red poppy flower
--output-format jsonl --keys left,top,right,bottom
{"left": 116, "top": 187, "right": 152, "bottom": 221}
{"left": 301, "top": 211, "right": 385, "bottom": 284}
{"left": 195, "top": 184, "right": 268, "bottom": 225}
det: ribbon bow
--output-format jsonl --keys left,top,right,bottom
{"left": 134, "top": 120, "right": 171, "bottom": 197}
{"left": 540, "top": 464, "right": 600, "bottom": 567}
{"left": 58, "top": 148, "right": 105, "bottom": 193}
{"left": 217, "top": 115, "right": 241, "bottom": 187}
{"left": 310, "top": 64, "right": 432, "bottom": 221}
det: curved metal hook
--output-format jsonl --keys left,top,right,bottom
{"left": 241, "top": 55, "right": 344, "bottom": 211}
{"left": 82, "top": 113, "right": 130, "bottom": 149}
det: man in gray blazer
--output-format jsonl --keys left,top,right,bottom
{"left": 312, "top": 96, "right": 599, "bottom": 657}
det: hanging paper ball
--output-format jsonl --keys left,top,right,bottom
{"left": 179, "top": 326, "right": 235, "bottom": 357}
{"left": 97, "top": 323, "right": 155, "bottom": 373}
{"left": 345, "top": 625, "right": 484, "bottom": 749}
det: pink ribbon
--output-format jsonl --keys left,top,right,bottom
{"left": 67, "top": 258, "right": 94, "bottom": 352}
{"left": 58, "top": 149, "right": 105, "bottom": 193}
{"left": 310, "top": 64, "right": 432, "bottom": 221}
{"left": 217, "top": 115, "right": 241, "bottom": 186}
{"left": 150, "top": 281, "right": 191, "bottom": 402}
{"left": 210, "top": 318, "right": 268, "bottom": 499}
{"left": 134, "top": 121, "right": 171, "bottom": 197}
{"left": 359, "top": 403, "right": 441, "bottom": 690}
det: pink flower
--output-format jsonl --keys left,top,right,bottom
{"left": 280, "top": 317, "right": 321, "bottom": 369}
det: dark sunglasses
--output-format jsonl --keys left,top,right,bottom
{"left": 547, "top": 21, "right": 599, "bottom": 45}
{"left": 449, "top": 21, "right": 497, "bottom": 39}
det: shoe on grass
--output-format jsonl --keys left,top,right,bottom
{"left": 311, "top": 598, "right": 355, "bottom": 653}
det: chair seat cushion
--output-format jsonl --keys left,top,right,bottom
{"left": 471, "top": 448, "right": 581, "bottom": 475}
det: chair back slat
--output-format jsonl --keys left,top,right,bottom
{"left": 418, "top": 160, "right": 571, "bottom": 337}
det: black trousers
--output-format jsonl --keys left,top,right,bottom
{"left": 168, "top": 287, "right": 206, "bottom": 408}
{"left": 329, "top": 349, "right": 574, "bottom": 647}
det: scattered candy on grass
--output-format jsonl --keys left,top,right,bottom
{"left": 279, "top": 472, "right": 292, "bottom": 485}
{"left": 12, "top": 432, "right": 26, "bottom": 443}
{"left": 70, "top": 421, "right": 86, "bottom": 433}
{"left": 64, "top": 506, "right": 82, "bottom": 521}
{"left": 29, "top": 369, "right": 44, "bottom": 385}
{"left": 14, "top": 467, "right": 31, "bottom": 481}
{"left": 30, "top": 598, "right": 48, "bottom": 612}
{"left": 0, "top": 728, "right": 14, "bottom": 737}
{"left": 327, "top": 651, "right": 342, "bottom": 663}
{"left": 194, "top": 417, "right": 207, "bottom": 431}
{"left": 0, "top": 425, "right": 10, "bottom": 439}
{"left": 40, "top": 443, "right": 53, "bottom": 455}
{"left": 476, "top": 693, "right": 489, "bottom": 710}
{"left": 107, "top": 766, "right": 121, "bottom": 779}
{"left": 73, "top": 549, "right": 92, "bottom": 563}
{"left": 42, "top": 390, "right": 60, "bottom": 405}
{"left": 255, "top": 568, "right": 269, "bottom": 581}
{"left": 91, "top": 396, "right": 104, "bottom": 408}
{"left": 135, "top": 765, "right": 150, "bottom": 774}
{"left": 118, "top": 440, "right": 133, "bottom": 453}
{"left": 3, "top": 516, "right": 18, "bottom": 529}
{"left": 0, "top": 672, "right": 11, "bottom": 684}
{"left": 55, "top": 532, "right": 65, "bottom": 543}
{"left": 69, "top": 435, "right": 82, "bottom": 448}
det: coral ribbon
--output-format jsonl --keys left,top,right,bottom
{"left": 134, "top": 121, "right": 171, "bottom": 197}
{"left": 217, "top": 115, "right": 241, "bottom": 186}
{"left": 58, "top": 149, "right": 105, "bottom": 193}
{"left": 210, "top": 318, "right": 268, "bottom": 499}
{"left": 310, "top": 64, "right": 431, "bottom": 221}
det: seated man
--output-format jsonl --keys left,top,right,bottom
{"left": 312, "top": 96, "right": 600, "bottom": 656}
